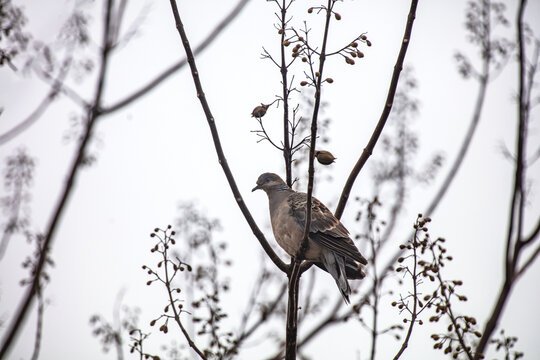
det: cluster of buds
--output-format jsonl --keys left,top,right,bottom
{"left": 340, "top": 34, "right": 371, "bottom": 65}
{"left": 395, "top": 215, "right": 483, "bottom": 360}
{"left": 143, "top": 225, "right": 194, "bottom": 340}
{"left": 307, "top": 6, "right": 341, "bottom": 21}
{"left": 290, "top": 36, "right": 306, "bottom": 59}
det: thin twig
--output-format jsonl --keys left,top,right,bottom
{"left": 278, "top": 0, "right": 293, "bottom": 187}
{"left": 369, "top": 227, "right": 379, "bottom": 360}
{"left": 392, "top": 228, "right": 419, "bottom": 360}
{"left": 161, "top": 237, "right": 208, "bottom": 360}
{"left": 431, "top": 248, "right": 474, "bottom": 360}
{"left": 297, "top": 0, "right": 334, "bottom": 259}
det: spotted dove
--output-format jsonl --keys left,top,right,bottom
{"left": 252, "top": 172, "right": 367, "bottom": 303}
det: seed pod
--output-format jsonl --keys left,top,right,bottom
{"left": 334, "top": 13, "right": 341, "bottom": 20}
{"left": 315, "top": 150, "right": 336, "bottom": 165}
{"left": 251, "top": 104, "right": 270, "bottom": 118}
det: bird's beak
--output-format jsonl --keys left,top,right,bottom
{"left": 252, "top": 184, "right": 261, "bottom": 192}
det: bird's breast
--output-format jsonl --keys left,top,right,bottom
{"left": 270, "top": 205, "right": 322, "bottom": 260}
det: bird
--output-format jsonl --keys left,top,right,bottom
{"left": 252, "top": 172, "right": 367, "bottom": 303}
{"left": 315, "top": 150, "right": 336, "bottom": 165}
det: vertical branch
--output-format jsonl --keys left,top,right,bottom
{"left": 167, "top": 0, "right": 287, "bottom": 273}
{"left": 298, "top": 0, "right": 334, "bottom": 257}
{"left": 368, "top": 207, "right": 380, "bottom": 360}
{"left": 279, "top": 0, "right": 293, "bottom": 187}
{"left": 278, "top": 0, "right": 421, "bottom": 354}
{"left": 0, "top": 0, "right": 115, "bottom": 356}
{"left": 474, "top": 1, "right": 530, "bottom": 358}
{"left": 29, "top": 287, "right": 44, "bottom": 360}
{"left": 160, "top": 240, "right": 208, "bottom": 360}
{"left": 286, "top": 2, "right": 335, "bottom": 359}
{"left": 334, "top": 0, "right": 419, "bottom": 219}
{"left": 392, "top": 226, "right": 419, "bottom": 360}
{"left": 285, "top": 261, "right": 301, "bottom": 360}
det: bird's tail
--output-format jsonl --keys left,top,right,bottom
{"left": 321, "top": 249, "right": 351, "bottom": 303}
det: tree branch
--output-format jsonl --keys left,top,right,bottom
{"left": 334, "top": 0, "right": 419, "bottom": 219}
{"left": 0, "top": 58, "right": 75, "bottom": 146}
{"left": 521, "top": 216, "right": 540, "bottom": 246}
{"left": 277, "top": 0, "right": 293, "bottom": 187}
{"left": 102, "top": 0, "right": 250, "bottom": 115}
{"left": 0, "top": 0, "right": 115, "bottom": 356}
{"left": 474, "top": 1, "right": 530, "bottom": 357}
{"left": 285, "top": 260, "right": 301, "bottom": 360}
{"left": 167, "top": 0, "right": 287, "bottom": 273}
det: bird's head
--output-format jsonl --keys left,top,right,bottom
{"left": 252, "top": 172, "right": 288, "bottom": 193}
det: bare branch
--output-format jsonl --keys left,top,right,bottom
{"left": 474, "top": 1, "right": 532, "bottom": 357}
{"left": 0, "top": 0, "right": 115, "bottom": 356}
{"left": 0, "top": 57, "right": 76, "bottom": 146}
{"left": 516, "top": 241, "right": 540, "bottom": 278}
{"left": 102, "top": 0, "right": 251, "bottom": 115}
{"left": 334, "top": 0, "right": 419, "bottom": 219}
{"left": 285, "top": 260, "right": 301, "bottom": 360}
{"left": 521, "top": 216, "right": 540, "bottom": 246}
{"left": 278, "top": 0, "right": 293, "bottom": 187}
{"left": 167, "top": 0, "right": 288, "bottom": 273}
{"left": 392, "top": 223, "right": 420, "bottom": 360}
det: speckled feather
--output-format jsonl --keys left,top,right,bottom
{"left": 287, "top": 192, "right": 367, "bottom": 266}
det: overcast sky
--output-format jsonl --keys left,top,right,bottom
{"left": 1, "top": 0, "right": 540, "bottom": 359}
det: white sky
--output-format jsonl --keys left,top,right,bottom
{"left": 1, "top": 0, "right": 540, "bottom": 359}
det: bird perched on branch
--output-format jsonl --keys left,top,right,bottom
{"left": 252, "top": 172, "right": 367, "bottom": 303}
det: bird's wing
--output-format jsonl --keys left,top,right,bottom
{"left": 288, "top": 192, "right": 367, "bottom": 265}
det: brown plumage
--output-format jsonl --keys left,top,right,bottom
{"left": 252, "top": 172, "right": 367, "bottom": 303}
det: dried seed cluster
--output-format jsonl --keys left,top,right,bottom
{"left": 394, "top": 214, "right": 484, "bottom": 360}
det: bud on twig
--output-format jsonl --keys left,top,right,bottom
{"left": 315, "top": 150, "right": 336, "bottom": 165}
{"left": 251, "top": 104, "right": 270, "bottom": 119}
